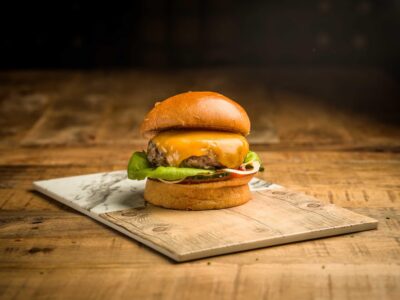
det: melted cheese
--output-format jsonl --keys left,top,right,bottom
{"left": 151, "top": 130, "right": 249, "bottom": 169}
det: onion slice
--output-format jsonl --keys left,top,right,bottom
{"left": 157, "top": 178, "right": 186, "bottom": 184}
{"left": 222, "top": 161, "right": 260, "bottom": 175}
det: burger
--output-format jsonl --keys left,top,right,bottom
{"left": 127, "top": 91, "right": 264, "bottom": 210}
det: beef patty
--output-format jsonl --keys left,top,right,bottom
{"left": 147, "top": 141, "right": 224, "bottom": 169}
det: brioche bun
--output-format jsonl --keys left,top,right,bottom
{"left": 140, "top": 91, "right": 250, "bottom": 138}
{"left": 144, "top": 174, "right": 254, "bottom": 210}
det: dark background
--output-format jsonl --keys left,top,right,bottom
{"left": 1, "top": 0, "right": 399, "bottom": 72}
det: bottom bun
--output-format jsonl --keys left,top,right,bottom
{"left": 144, "top": 175, "right": 254, "bottom": 210}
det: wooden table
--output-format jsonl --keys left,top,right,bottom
{"left": 1, "top": 69, "right": 399, "bottom": 299}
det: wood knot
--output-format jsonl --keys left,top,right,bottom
{"left": 307, "top": 203, "right": 321, "bottom": 208}
{"left": 31, "top": 217, "right": 43, "bottom": 224}
{"left": 271, "top": 191, "right": 287, "bottom": 196}
{"left": 121, "top": 211, "right": 138, "bottom": 217}
{"left": 152, "top": 226, "right": 169, "bottom": 232}
{"left": 28, "top": 247, "right": 54, "bottom": 254}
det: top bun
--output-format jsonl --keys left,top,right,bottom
{"left": 140, "top": 91, "right": 250, "bottom": 138}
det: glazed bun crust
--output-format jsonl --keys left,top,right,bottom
{"left": 140, "top": 91, "right": 251, "bottom": 138}
{"left": 144, "top": 175, "right": 254, "bottom": 210}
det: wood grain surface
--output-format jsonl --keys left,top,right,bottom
{"left": 101, "top": 188, "right": 377, "bottom": 261}
{"left": 0, "top": 68, "right": 400, "bottom": 299}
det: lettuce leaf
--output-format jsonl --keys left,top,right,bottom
{"left": 244, "top": 151, "right": 264, "bottom": 171}
{"left": 128, "top": 151, "right": 151, "bottom": 171}
{"left": 127, "top": 149, "right": 264, "bottom": 181}
{"left": 127, "top": 151, "right": 214, "bottom": 180}
{"left": 129, "top": 166, "right": 214, "bottom": 181}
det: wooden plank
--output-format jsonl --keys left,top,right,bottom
{"left": 0, "top": 265, "right": 240, "bottom": 300}
{"left": 17, "top": 72, "right": 121, "bottom": 146}
{"left": 235, "top": 264, "right": 400, "bottom": 300}
{"left": 189, "top": 69, "right": 280, "bottom": 144}
{"left": 94, "top": 71, "right": 194, "bottom": 145}
{"left": 21, "top": 96, "right": 107, "bottom": 146}
{"left": 0, "top": 264, "right": 399, "bottom": 300}
{"left": 0, "top": 93, "right": 49, "bottom": 145}
{"left": 0, "top": 189, "right": 64, "bottom": 211}
{"left": 0, "top": 208, "right": 396, "bottom": 267}
{"left": 0, "top": 72, "right": 74, "bottom": 146}
{"left": 0, "top": 146, "right": 138, "bottom": 167}
{"left": 100, "top": 189, "right": 377, "bottom": 261}
{"left": 272, "top": 90, "right": 354, "bottom": 145}
{"left": 2, "top": 69, "right": 398, "bottom": 147}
